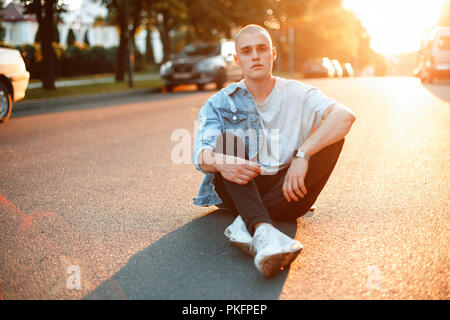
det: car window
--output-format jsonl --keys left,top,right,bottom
{"left": 177, "top": 44, "right": 221, "bottom": 58}
{"left": 438, "top": 36, "right": 450, "bottom": 51}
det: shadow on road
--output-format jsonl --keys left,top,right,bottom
{"left": 422, "top": 81, "right": 450, "bottom": 103}
{"left": 84, "top": 209, "right": 297, "bottom": 300}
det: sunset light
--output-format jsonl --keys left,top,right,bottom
{"left": 343, "top": 0, "right": 447, "bottom": 54}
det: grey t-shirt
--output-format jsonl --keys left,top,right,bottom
{"left": 250, "top": 77, "right": 337, "bottom": 174}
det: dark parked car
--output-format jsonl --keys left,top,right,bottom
{"left": 160, "top": 41, "right": 243, "bottom": 91}
{"left": 302, "top": 57, "right": 335, "bottom": 78}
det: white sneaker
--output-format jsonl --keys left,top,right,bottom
{"left": 251, "top": 223, "right": 303, "bottom": 277}
{"left": 224, "top": 215, "right": 253, "bottom": 256}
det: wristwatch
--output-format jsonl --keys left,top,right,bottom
{"left": 293, "top": 149, "right": 310, "bottom": 161}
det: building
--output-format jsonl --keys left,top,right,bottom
{"left": 1, "top": 1, "right": 38, "bottom": 45}
{"left": 0, "top": 1, "right": 162, "bottom": 62}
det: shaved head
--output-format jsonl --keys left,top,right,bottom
{"left": 232, "top": 24, "right": 276, "bottom": 81}
{"left": 234, "top": 24, "right": 273, "bottom": 50}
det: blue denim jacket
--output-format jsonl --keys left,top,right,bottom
{"left": 192, "top": 80, "right": 264, "bottom": 206}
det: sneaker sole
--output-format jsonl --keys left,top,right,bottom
{"left": 258, "top": 248, "right": 302, "bottom": 277}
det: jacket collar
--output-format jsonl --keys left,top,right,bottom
{"left": 223, "top": 79, "right": 247, "bottom": 96}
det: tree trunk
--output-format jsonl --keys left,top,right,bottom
{"left": 158, "top": 10, "right": 171, "bottom": 63}
{"left": 41, "top": 0, "right": 55, "bottom": 90}
{"left": 115, "top": 9, "right": 127, "bottom": 82}
{"left": 145, "top": 24, "right": 155, "bottom": 66}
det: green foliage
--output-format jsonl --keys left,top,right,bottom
{"left": 282, "top": 4, "right": 384, "bottom": 73}
{"left": 16, "top": 43, "right": 42, "bottom": 78}
{"left": 20, "top": 0, "right": 68, "bottom": 89}
{"left": 293, "top": 7, "right": 362, "bottom": 65}
{"left": 13, "top": 42, "right": 121, "bottom": 79}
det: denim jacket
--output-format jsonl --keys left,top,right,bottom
{"left": 192, "top": 80, "right": 264, "bottom": 206}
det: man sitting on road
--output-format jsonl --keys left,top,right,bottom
{"left": 192, "top": 24, "right": 356, "bottom": 277}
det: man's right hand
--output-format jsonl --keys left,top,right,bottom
{"left": 199, "top": 149, "right": 261, "bottom": 185}
{"left": 214, "top": 154, "right": 261, "bottom": 185}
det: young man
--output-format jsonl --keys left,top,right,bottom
{"left": 192, "top": 25, "right": 356, "bottom": 277}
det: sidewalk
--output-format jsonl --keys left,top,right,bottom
{"left": 14, "top": 73, "right": 163, "bottom": 114}
{"left": 27, "top": 73, "right": 160, "bottom": 89}
{"left": 13, "top": 88, "right": 162, "bottom": 115}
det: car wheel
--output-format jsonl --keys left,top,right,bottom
{"left": 165, "top": 84, "right": 174, "bottom": 92}
{"left": 0, "top": 82, "right": 12, "bottom": 123}
{"left": 215, "top": 69, "right": 225, "bottom": 89}
{"left": 197, "top": 83, "right": 206, "bottom": 91}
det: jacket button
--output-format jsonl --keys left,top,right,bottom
{"left": 232, "top": 115, "right": 237, "bottom": 121}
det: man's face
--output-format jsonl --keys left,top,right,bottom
{"left": 234, "top": 31, "right": 276, "bottom": 81}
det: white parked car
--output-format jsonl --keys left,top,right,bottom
{"left": 0, "top": 47, "right": 30, "bottom": 123}
{"left": 416, "top": 27, "right": 450, "bottom": 83}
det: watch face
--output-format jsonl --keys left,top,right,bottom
{"left": 293, "top": 150, "right": 308, "bottom": 160}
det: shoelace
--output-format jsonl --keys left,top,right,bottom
{"left": 250, "top": 227, "right": 277, "bottom": 256}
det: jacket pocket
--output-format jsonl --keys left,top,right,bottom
{"left": 221, "top": 111, "right": 248, "bottom": 128}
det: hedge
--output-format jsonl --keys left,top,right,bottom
{"left": 0, "top": 42, "right": 146, "bottom": 79}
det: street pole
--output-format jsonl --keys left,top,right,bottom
{"left": 125, "top": 2, "right": 134, "bottom": 88}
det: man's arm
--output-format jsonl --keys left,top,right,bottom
{"left": 198, "top": 148, "right": 219, "bottom": 173}
{"left": 199, "top": 149, "right": 261, "bottom": 185}
{"left": 283, "top": 103, "right": 356, "bottom": 202}
{"left": 299, "top": 103, "right": 356, "bottom": 157}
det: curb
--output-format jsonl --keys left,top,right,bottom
{"left": 13, "top": 87, "right": 163, "bottom": 113}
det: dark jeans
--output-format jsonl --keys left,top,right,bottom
{"left": 213, "top": 134, "right": 345, "bottom": 235}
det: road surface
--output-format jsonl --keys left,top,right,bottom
{"left": 0, "top": 77, "right": 448, "bottom": 299}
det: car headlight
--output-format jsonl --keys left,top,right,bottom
{"left": 160, "top": 61, "right": 172, "bottom": 75}
{"left": 196, "top": 60, "right": 216, "bottom": 72}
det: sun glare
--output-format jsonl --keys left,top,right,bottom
{"left": 343, "top": 0, "right": 447, "bottom": 54}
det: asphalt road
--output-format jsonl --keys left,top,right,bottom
{"left": 0, "top": 77, "right": 448, "bottom": 300}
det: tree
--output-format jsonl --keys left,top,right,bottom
{"left": 182, "top": 0, "right": 273, "bottom": 42}
{"left": 67, "top": 28, "right": 76, "bottom": 46}
{"left": 20, "top": 0, "right": 67, "bottom": 90}
{"left": 140, "top": 1, "right": 156, "bottom": 67}
{"left": 83, "top": 30, "right": 90, "bottom": 46}
{"left": 151, "top": 0, "right": 186, "bottom": 62}
{"left": 0, "top": 0, "right": 5, "bottom": 42}
{"left": 287, "top": 1, "right": 376, "bottom": 73}
{"left": 144, "top": 19, "right": 155, "bottom": 66}
{"left": 151, "top": 0, "right": 271, "bottom": 60}
{"left": 35, "top": 23, "right": 60, "bottom": 43}
{"left": 99, "top": 0, "right": 145, "bottom": 81}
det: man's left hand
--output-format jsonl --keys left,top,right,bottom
{"left": 283, "top": 158, "right": 309, "bottom": 202}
